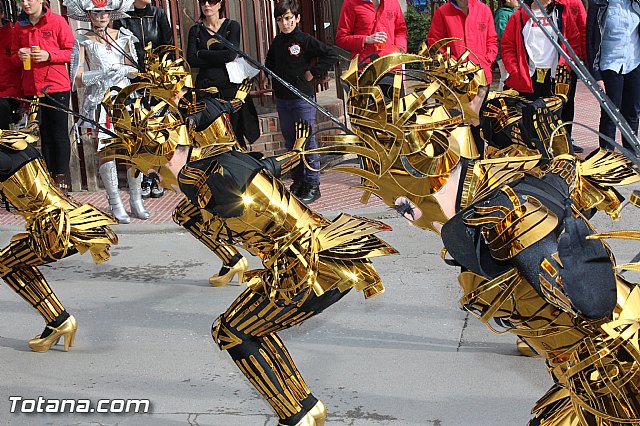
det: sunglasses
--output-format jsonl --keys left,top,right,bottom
{"left": 199, "top": 0, "right": 221, "bottom": 4}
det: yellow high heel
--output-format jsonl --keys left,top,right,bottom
{"left": 209, "top": 256, "right": 248, "bottom": 287}
{"left": 309, "top": 400, "right": 326, "bottom": 426}
{"left": 28, "top": 315, "right": 77, "bottom": 353}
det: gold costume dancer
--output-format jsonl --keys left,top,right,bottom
{"left": 0, "top": 104, "right": 118, "bottom": 352}
{"left": 136, "top": 46, "right": 248, "bottom": 287}
{"left": 312, "top": 42, "right": 640, "bottom": 425}
{"left": 101, "top": 52, "right": 397, "bottom": 426}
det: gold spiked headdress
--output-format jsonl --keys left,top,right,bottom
{"left": 314, "top": 39, "right": 488, "bottom": 233}
{"left": 99, "top": 46, "right": 247, "bottom": 188}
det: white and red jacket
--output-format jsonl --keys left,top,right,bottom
{"left": 501, "top": 4, "right": 581, "bottom": 93}
{"left": 336, "top": 0, "right": 407, "bottom": 60}
{"left": 10, "top": 7, "right": 74, "bottom": 96}
{"left": 427, "top": 0, "right": 498, "bottom": 84}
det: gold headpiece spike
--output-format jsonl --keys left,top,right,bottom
{"left": 358, "top": 53, "right": 425, "bottom": 87}
{"left": 427, "top": 37, "right": 461, "bottom": 57}
{"left": 341, "top": 55, "right": 361, "bottom": 88}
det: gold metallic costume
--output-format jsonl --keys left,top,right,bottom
{"left": 313, "top": 43, "right": 640, "bottom": 425}
{"left": 0, "top": 126, "right": 118, "bottom": 352}
{"left": 101, "top": 50, "right": 397, "bottom": 425}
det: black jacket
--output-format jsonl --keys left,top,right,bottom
{"left": 186, "top": 19, "right": 240, "bottom": 91}
{"left": 265, "top": 27, "right": 338, "bottom": 100}
{"left": 113, "top": 5, "right": 174, "bottom": 70}
{"left": 586, "top": 0, "right": 640, "bottom": 80}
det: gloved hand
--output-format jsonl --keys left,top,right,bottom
{"left": 554, "top": 65, "right": 570, "bottom": 98}
{"left": 234, "top": 78, "right": 252, "bottom": 103}
{"left": 81, "top": 68, "right": 109, "bottom": 87}
{"left": 107, "top": 65, "right": 137, "bottom": 82}
{"left": 558, "top": 215, "right": 617, "bottom": 319}
{"left": 293, "top": 120, "right": 311, "bottom": 151}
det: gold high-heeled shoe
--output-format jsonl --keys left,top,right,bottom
{"left": 309, "top": 400, "right": 326, "bottom": 426}
{"left": 28, "top": 315, "right": 77, "bottom": 353}
{"left": 277, "top": 412, "right": 316, "bottom": 426}
{"left": 209, "top": 256, "right": 248, "bottom": 287}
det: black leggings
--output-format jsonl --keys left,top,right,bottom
{"left": 0, "top": 98, "right": 20, "bottom": 130}
{"left": 34, "top": 91, "right": 71, "bottom": 174}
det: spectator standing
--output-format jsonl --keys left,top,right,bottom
{"left": 586, "top": 0, "right": 640, "bottom": 153}
{"left": 0, "top": 3, "right": 22, "bottom": 130}
{"left": 494, "top": 0, "right": 518, "bottom": 90}
{"left": 501, "top": 0, "right": 581, "bottom": 97}
{"left": 265, "top": 0, "right": 338, "bottom": 203}
{"left": 556, "top": 0, "right": 586, "bottom": 152}
{"left": 185, "top": 0, "right": 259, "bottom": 150}
{"left": 427, "top": 0, "right": 498, "bottom": 85}
{"left": 336, "top": 0, "right": 407, "bottom": 97}
{"left": 11, "top": 0, "right": 74, "bottom": 193}
{"left": 113, "top": 0, "right": 173, "bottom": 198}
{"left": 65, "top": 0, "right": 149, "bottom": 223}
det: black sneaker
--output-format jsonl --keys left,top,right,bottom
{"left": 290, "top": 180, "right": 305, "bottom": 197}
{"left": 300, "top": 183, "right": 321, "bottom": 204}
{"left": 150, "top": 180, "right": 165, "bottom": 198}
{"left": 141, "top": 181, "right": 151, "bottom": 199}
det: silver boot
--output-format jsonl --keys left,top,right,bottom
{"left": 98, "top": 161, "right": 131, "bottom": 224}
{"left": 127, "top": 168, "right": 150, "bottom": 220}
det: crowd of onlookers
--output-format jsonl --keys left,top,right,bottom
{"left": 0, "top": 0, "right": 638, "bottom": 213}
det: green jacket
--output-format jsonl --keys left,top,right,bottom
{"left": 494, "top": 5, "right": 517, "bottom": 60}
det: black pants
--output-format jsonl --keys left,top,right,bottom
{"left": 0, "top": 98, "right": 20, "bottom": 130}
{"left": 219, "top": 85, "right": 259, "bottom": 149}
{"left": 560, "top": 71, "right": 577, "bottom": 139}
{"left": 521, "top": 68, "right": 555, "bottom": 101}
{"left": 599, "top": 66, "right": 640, "bottom": 151}
{"left": 33, "top": 91, "right": 71, "bottom": 175}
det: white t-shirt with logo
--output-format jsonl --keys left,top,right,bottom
{"left": 523, "top": 8, "right": 559, "bottom": 77}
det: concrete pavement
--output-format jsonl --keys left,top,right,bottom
{"left": 1, "top": 181, "right": 639, "bottom": 425}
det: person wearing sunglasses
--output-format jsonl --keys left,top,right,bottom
{"left": 186, "top": 0, "right": 260, "bottom": 151}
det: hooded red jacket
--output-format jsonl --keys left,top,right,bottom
{"left": 427, "top": 0, "right": 498, "bottom": 84}
{"left": 0, "top": 21, "right": 22, "bottom": 98}
{"left": 10, "top": 7, "right": 74, "bottom": 96}
{"left": 336, "top": 0, "right": 408, "bottom": 60}
{"left": 501, "top": 4, "right": 581, "bottom": 93}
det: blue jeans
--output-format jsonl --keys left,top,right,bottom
{"left": 276, "top": 97, "right": 320, "bottom": 185}
{"left": 599, "top": 66, "right": 640, "bottom": 151}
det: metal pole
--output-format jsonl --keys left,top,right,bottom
{"left": 210, "top": 31, "right": 353, "bottom": 135}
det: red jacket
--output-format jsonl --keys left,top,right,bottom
{"left": 501, "top": 5, "right": 581, "bottom": 93}
{"left": 10, "top": 7, "right": 74, "bottom": 96}
{"left": 556, "top": 0, "right": 586, "bottom": 60}
{"left": 336, "top": 0, "right": 408, "bottom": 60}
{"left": 0, "top": 21, "right": 22, "bottom": 98}
{"left": 427, "top": 0, "right": 498, "bottom": 84}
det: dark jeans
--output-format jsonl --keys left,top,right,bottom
{"left": 599, "top": 66, "right": 640, "bottom": 151}
{"left": 276, "top": 97, "right": 320, "bottom": 185}
{"left": 32, "top": 91, "right": 71, "bottom": 175}
{"left": 0, "top": 98, "right": 20, "bottom": 130}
